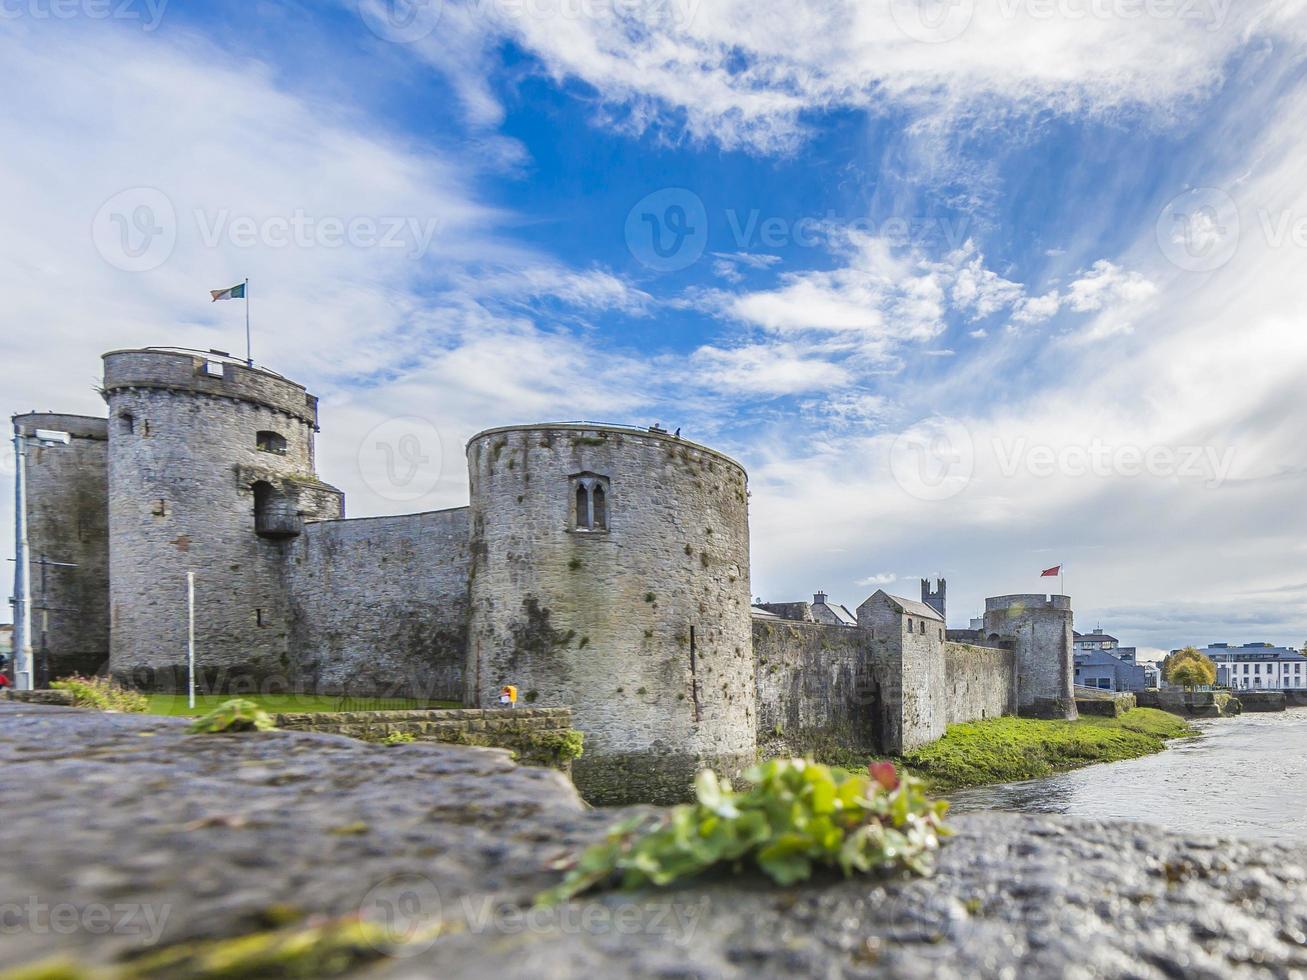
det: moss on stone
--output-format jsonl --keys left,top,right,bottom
{"left": 122, "top": 916, "right": 401, "bottom": 978}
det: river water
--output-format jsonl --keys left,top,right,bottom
{"left": 945, "top": 708, "right": 1307, "bottom": 843}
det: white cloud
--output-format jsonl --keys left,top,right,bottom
{"left": 403, "top": 1, "right": 1298, "bottom": 152}
{"left": 1012, "top": 289, "right": 1062, "bottom": 324}
{"left": 857, "top": 572, "right": 898, "bottom": 587}
{"left": 690, "top": 342, "right": 852, "bottom": 396}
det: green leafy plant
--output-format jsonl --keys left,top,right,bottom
{"left": 188, "top": 699, "right": 275, "bottom": 734}
{"left": 380, "top": 731, "right": 416, "bottom": 745}
{"left": 536, "top": 758, "right": 948, "bottom": 906}
{"left": 50, "top": 675, "right": 148, "bottom": 713}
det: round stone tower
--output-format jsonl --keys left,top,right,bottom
{"left": 465, "top": 423, "right": 755, "bottom": 805}
{"left": 12, "top": 412, "right": 110, "bottom": 682}
{"left": 102, "top": 348, "right": 342, "bottom": 692}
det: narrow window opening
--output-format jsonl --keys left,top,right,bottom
{"left": 142, "top": 420, "right": 151, "bottom": 437}
{"left": 256, "top": 608, "right": 264, "bottom": 627}
{"left": 907, "top": 617, "right": 913, "bottom": 632}
{"left": 575, "top": 484, "right": 590, "bottom": 528}
{"left": 256, "top": 430, "right": 287, "bottom": 455}
{"left": 570, "top": 473, "right": 611, "bottom": 531}
{"left": 119, "top": 413, "right": 134, "bottom": 434}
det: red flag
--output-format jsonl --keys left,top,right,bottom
{"left": 1041, "top": 565, "right": 1062, "bottom": 577}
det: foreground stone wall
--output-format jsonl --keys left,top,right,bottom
{"left": 752, "top": 617, "right": 884, "bottom": 758}
{"left": 275, "top": 706, "right": 575, "bottom": 769}
{"left": 14, "top": 413, "right": 110, "bottom": 680}
{"left": 287, "top": 508, "right": 470, "bottom": 700}
{"left": 944, "top": 642, "right": 1017, "bottom": 725}
{"left": 7, "top": 703, "right": 1307, "bottom": 979}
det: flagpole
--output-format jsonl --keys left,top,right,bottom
{"left": 244, "top": 278, "right": 252, "bottom": 367}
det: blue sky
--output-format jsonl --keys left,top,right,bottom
{"left": 4, "top": 1, "right": 1307, "bottom": 657}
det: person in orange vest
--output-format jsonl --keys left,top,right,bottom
{"left": 499, "top": 684, "right": 518, "bottom": 708}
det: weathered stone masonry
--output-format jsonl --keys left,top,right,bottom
{"left": 466, "top": 424, "right": 756, "bottom": 806}
{"left": 11, "top": 414, "right": 109, "bottom": 681}
{"left": 287, "top": 508, "right": 470, "bottom": 702}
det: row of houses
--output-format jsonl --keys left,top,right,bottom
{"left": 1073, "top": 628, "right": 1307, "bottom": 692}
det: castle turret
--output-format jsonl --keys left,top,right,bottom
{"left": 12, "top": 413, "right": 110, "bottom": 682}
{"left": 921, "top": 577, "right": 946, "bottom": 624}
{"left": 465, "top": 423, "right": 755, "bottom": 805}
{"left": 102, "top": 348, "right": 342, "bottom": 691}
{"left": 984, "top": 593, "right": 1075, "bottom": 719}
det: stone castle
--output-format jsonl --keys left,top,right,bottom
{"left": 12, "top": 346, "right": 1076, "bottom": 803}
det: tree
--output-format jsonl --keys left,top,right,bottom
{"left": 1162, "top": 647, "right": 1217, "bottom": 690}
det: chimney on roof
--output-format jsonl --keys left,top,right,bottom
{"left": 813, "top": 591, "right": 828, "bottom": 606}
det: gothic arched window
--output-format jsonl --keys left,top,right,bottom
{"left": 571, "top": 473, "right": 611, "bottom": 532}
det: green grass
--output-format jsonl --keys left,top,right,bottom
{"left": 899, "top": 708, "right": 1197, "bottom": 793}
{"left": 143, "top": 694, "right": 460, "bottom": 718}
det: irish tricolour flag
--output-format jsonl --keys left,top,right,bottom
{"left": 210, "top": 282, "right": 246, "bottom": 302}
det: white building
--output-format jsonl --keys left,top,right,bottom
{"left": 1193, "top": 643, "right": 1307, "bottom": 690}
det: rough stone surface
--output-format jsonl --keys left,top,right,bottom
{"left": 286, "top": 508, "right": 471, "bottom": 700}
{"left": 944, "top": 643, "right": 1017, "bottom": 725}
{"left": 5, "top": 704, "right": 1307, "bottom": 980}
{"left": 12, "top": 413, "right": 110, "bottom": 681}
{"left": 465, "top": 424, "right": 756, "bottom": 806}
{"left": 753, "top": 617, "right": 884, "bottom": 758}
{"left": 275, "top": 706, "right": 576, "bottom": 768}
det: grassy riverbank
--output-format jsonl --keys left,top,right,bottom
{"left": 900, "top": 708, "right": 1197, "bottom": 793}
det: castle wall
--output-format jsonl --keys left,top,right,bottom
{"left": 752, "top": 617, "right": 886, "bottom": 759}
{"left": 14, "top": 414, "right": 110, "bottom": 680}
{"left": 465, "top": 424, "right": 755, "bottom": 805}
{"left": 286, "top": 508, "right": 470, "bottom": 701}
{"left": 104, "top": 350, "right": 342, "bottom": 692}
{"left": 944, "top": 641, "right": 1017, "bottom": 724}
{"left": 984, "top": 594, "right": 1076, "bottom": 720}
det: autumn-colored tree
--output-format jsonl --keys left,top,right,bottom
{"left": 1162, "top": 647, "right": 1217, "bottom": 689}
